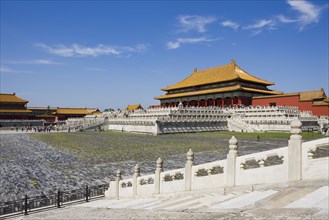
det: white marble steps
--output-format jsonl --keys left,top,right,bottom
{"left": 164, "top": 193, "right": 238, "bottom": 211}
{"left": 186, "top": 194, "right": 236, "bottom": 210}
{"left": 76, "top": 187, "right": 328, "bottom": 214}
{"left": 257, "top": 187, "right": 314, "bottom": 209}
{"left": 109, "top": 198, "right": 159, "bottom": 209}
{"left": 285, "top": 186, "right": 328, "bottom": 210}
{"left": 207, "top": 190, "right": 278, "bottom": 210}
{"left": 144, "top": 195, "right": 195, "bottom": 210}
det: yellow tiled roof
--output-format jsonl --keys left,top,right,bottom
{"left": 252, "top": 92, "right": 299, "bottom": 99}
{"left": 54, "top": 108, "right": 92, "bottom": 115}
{"left": 155, "top": 85, "right": 282, "bottom": 100}
{"left": 86, "top": 108, "right": 100, "bottom": 114}
{"left": 299, "top": 89, "right": 326, "bottom": 101}
{"left": 252, "top": 89, "right": 328, "bottom": 103}
{"left": 28, "top": 107, "right": 57, "bottom": 111}
{"left": 0, "top": 93, "right": 28, "bottom": 103}
{"left": 0, "top": 109, "right": 32, "bottom": 113}
{"left": 162, "top": 60, "right": 274, "bottom": 91}
{"left": 312, "top": 101, "right": 329, "bottom": 106}
{"left": 241, "top": 87, "right": 283, "bottom": 95}
{"left": 127, "top": 104, "right": 142, "bottom": 111}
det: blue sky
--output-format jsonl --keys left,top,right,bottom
{"left": 1, "top": 0, "right": 328, "bottom": 110}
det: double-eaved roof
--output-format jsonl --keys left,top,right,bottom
{"left": 161, "top": 60, "right": 274, "bottom": 91}
{"left": 155, "top": 60, "right": 282, "bottom": 100}
{"left": 155, "top": 85, "right": 281, "bottom": 100}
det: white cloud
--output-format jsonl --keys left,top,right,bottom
{"left": 243, "top": 19, "right": 274, "bottom": 29}
{"left": 250, "top": 29, "right": 263, "bottom": 36}
{"left": 5, "top": 59, "right": 62, "bottom": 65}
{"left": 276, "top": 15, "right": 298, "bottom": 23}
{"left": 36, "top": 43, "right": 149, "bottom": 57}
{"left": 286, "top": 0, "right": 325, "bottom": 30}
{"left": 0, "top": 66, "right": 35, "bottom": 74}
{"left": 242, "top": 19, "right": 276, "bottom": 35}
{"left": 221, "top": 20, "right": 240, "bottom": 30}
{"left": 0, "top": 66, "right": 14, "bottom": 73}
{"left": 166, "top": 37, "right": 219, "bottom": 49}
{"left": 177, "top": 15, "right": 217, "bottom": 33}
{"left": 33, "top": 59, "right": 60, "bottom": 64}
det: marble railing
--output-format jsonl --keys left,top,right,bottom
{"left": 106, "top": 119, "right": 328, "bottom": 199}
{"left": 66, "top": 117, "right": 107, "bottom": 129}
{"left": 106, "top": 105, "right": 320, "bottom": 134}
{"left": 108, "top": 118, "right": 157, "bottom": 126}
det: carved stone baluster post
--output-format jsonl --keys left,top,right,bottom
{"left": 226, "top": 136, "right": 238, "bottom": 186}
{"left": 258, "top": 159, "right": 265, "bottom": 168}
{"left": 185, "top": 149, "right": 194, "bottom": 191}
{"left": 133, "top": 164, "right": 141, "bottom": 197}
{"left": 288, "top": 119, "right": 303, "bottom": 181}
{"left": 115, "top": 169, "right": 122, "bottom": 199}
{"left": 155, "top": 157, "right": 163, "bottom": 194}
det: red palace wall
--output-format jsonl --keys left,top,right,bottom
{"left": 252, "top": 95, "right": 329, "bottom": 116}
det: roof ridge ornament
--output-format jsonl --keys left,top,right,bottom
{"left": 194, "top": 68, "right": 198, "bottom": 73}
{"left": 231, "top": 58, "right": 236, "bottom": 69}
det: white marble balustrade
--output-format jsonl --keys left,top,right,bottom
{"left": 106, "top": 120, "right": 328, "bottom": 199}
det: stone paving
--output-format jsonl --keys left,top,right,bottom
{"left": 0, "top": 133, "right": 107, "bottom": 202}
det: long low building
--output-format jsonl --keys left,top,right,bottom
{"left": 0, "top": 93, "right": 101, "bottom": 126}
{"left": 252, "top": 89, "right": 329, "bottom": 116}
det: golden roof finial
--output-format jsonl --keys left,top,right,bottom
{"left": 231, "top": 58, "right": 236, "bottom": 70}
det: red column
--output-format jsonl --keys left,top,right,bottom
{"left": 231, "top": 98, "right": 234, "bottom": 106}
{"left": 213, "top": 100, "right": 216, "bottom": 106}
{"left": 198, "top": 101, "right": 200, "bottom": 107}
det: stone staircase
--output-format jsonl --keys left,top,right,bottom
{"left": 76, "top": 183, "right": 328, "bottom": 217}
{"left": 227, "top": 116, "right": 259, "bottom": 132}
{"left": 16, "top": 180, "right": 329, "bottom": 219}
{"left": 78, "top": 120, "right": 108, "bottom": 132}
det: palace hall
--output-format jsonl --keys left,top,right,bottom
{"left": 155, "top": 60, "right": 283, "bottom": 107}
{"left": 0, "top": 93, "right": 32, "bottom": 120}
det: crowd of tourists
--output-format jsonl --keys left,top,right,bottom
{"left": 12, "top": 125, "right": 58, "bottom": 133}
